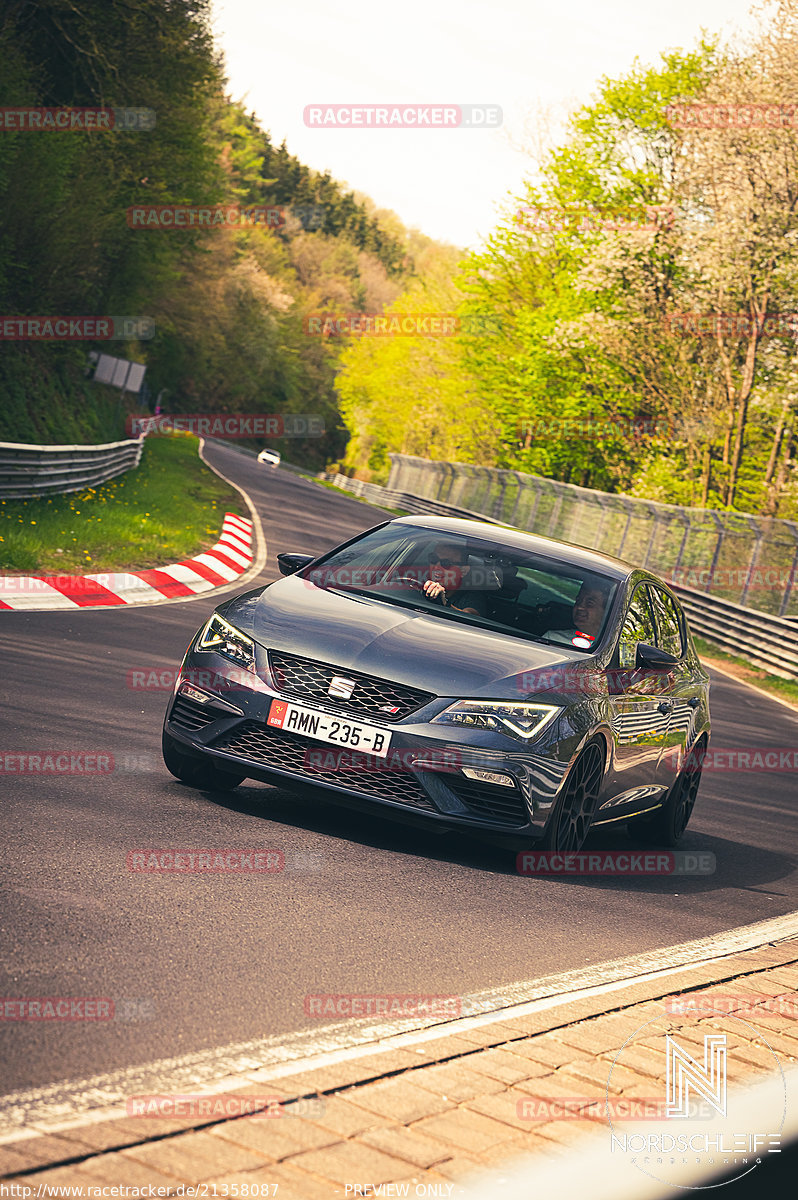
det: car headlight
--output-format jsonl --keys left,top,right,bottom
{"left": 432, "top": 700, "right": 560, "bottom": 741}
{"left": 197, "top": 613, "right": 256, "bottom": 670}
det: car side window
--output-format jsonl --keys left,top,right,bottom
{"left": 648, "top": 587, "right": 684, "bottom": 659}
{"left": 618, "top": 585, "right": 657, "bottom": 668}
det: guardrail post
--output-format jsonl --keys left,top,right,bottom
{"left": 671, "top": 516, "right": 692, "bottom": 584}
{"left": 616, "top": 500, "right": 634, "bottom": 558}
{"left": 591, "top": 498, "right": 610, "bottom": 553}
{"left": 507, "top": 472, "right": 525, "bottom": 526}
{"left": 738, "top": 518, "right": 763, "bottom": 608}
{"left": 546, "top": 492, "right": 564, "bottom": 538}
{"left": 779, "top": 539, "right": 798, "bottom": 617}
{"left": 705, "top": 514, "right": 725, "bottom": 594}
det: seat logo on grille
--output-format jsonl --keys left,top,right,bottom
{"left": 328, "top": 676, "right": 356, "bottom": 700}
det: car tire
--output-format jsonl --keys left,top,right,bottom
{"left": 162, "top": 728, "right": 246, "bottom": 791}
{"left": 539, "top": 739, "right": 604, "bottom": 853}
{"left": 627, "top": 739, "right": 706, "bottom": 847}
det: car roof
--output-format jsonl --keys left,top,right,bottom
{"left": 390, "top": 514, "right": 634, "bottom": 581}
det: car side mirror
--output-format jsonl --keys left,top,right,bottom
{"left": 277, "top": 552, "right": 315, "bottom": 576}
{"left": 635, "top": 642, "right": 678, "bottom": 670}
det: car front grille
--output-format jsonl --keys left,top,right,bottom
{"left": 267, "top": 649, "right": 434, "bottom": 722}
{"left": 212, "top": 722, "right": 436, "bottom": 810}
{"left": 170, "top": 695, "right": 218, "bottom": 733}
{"left": 446, "top": 777, "right": 529, "bottom": 827}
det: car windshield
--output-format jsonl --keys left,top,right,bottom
{"left": 303, "top": 523, "right": 619, "bottom": 651}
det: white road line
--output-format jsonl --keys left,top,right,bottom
{"left": 2, "top": 911, "right": 796, "bottom": 1141}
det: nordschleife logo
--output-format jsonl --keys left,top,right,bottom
{"left": 666, "top": 1034, "right": 727, "bottom": 1118}
{"left": 607, "top": 1012, "right": 786, "bottom": 1189}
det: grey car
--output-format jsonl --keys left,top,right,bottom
{"left": 162, "top": 516, "right": 710, "bottom": 851}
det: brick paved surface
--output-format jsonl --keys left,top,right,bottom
{"left": 1, "top": 939, "right": 796, "bottom": 1197}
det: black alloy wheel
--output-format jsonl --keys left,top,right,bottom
{"left": 541, "top": 740, "right": 604, "bottom": 853}
{"left": 628, "top": 739, "right": 706, "bottom": 847}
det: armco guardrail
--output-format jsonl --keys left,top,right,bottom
{"left": 386, "top": 453, "right": 798, "bottom": 620}
{"left": 320, "top": 471, "right": 798, "bottom": 681}
{"left": 674, "top": 584, "right": 798, "bottom": 679}
{"left": 320, "top": 472, "right": 509, "bottom": 522}
{"left": 0, "top": 436, "right": 144, "bottom": 499}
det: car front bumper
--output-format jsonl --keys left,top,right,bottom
{"left": 164, "top": 655, "right": 577, "bottom": 840}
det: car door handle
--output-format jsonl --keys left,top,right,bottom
{"left": 657, "top": 701, "right": 674, "bottom": 714}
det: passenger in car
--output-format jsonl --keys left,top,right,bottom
{"left": 542, "top": 579, "right": 612, "bottom": 646}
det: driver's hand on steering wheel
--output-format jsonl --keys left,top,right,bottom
{"left": 422, "top": 580, "right": 447, "bottom": 604}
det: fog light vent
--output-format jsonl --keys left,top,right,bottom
{"left": 461, "top": 767, "right": 515, "bottom": 789}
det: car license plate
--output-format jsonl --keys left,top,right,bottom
{"left": 266, "top": 699, "right": 392, "bottom": 757}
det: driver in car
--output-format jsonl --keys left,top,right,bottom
{"left": 420, "top": 542, "right": 487, "bottom": 616}
{"left": 542, "top": 579, "right": 611, "bottom": 646}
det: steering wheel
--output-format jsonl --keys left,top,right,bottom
{"left": 396, "top": 575, "right": 425, "bottom": 592}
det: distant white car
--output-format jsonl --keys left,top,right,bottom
{"left": 257, "top": 448, "right": 281, "bottom": 468}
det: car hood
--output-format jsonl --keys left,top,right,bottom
{"left": 220, "top": 576, "right": 594, "bottom": 699}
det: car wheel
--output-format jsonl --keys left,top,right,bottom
{"left": 627, "top": 740, "right": 706, "bottom": 847}
{"left": 540, "top": 740, "right": 604, "bottom": 853}
{"left": 162, "top": 728, "right": 245, "bottom": 791}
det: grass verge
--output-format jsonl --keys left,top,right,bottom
{"left": 694, "top": 635, "right": 798, "bottom": 708}
{"left": 0, "top": 434, "right": 243, "bottom": 575}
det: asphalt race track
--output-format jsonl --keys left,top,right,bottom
{"left": 1, "top": 441, "right": 797, "bottom": 1098}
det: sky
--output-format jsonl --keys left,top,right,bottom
{"left": 211, "top": 0, "right": 763, "bottom": 249}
